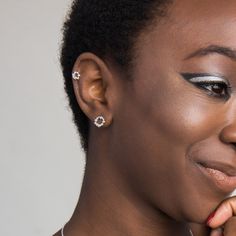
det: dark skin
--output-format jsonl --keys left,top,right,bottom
{"left": 54, "top": 0, "right": 236, "bottom": 235}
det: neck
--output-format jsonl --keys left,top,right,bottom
{"left": 61, "top": 139, "right": 191, "bottom": 236}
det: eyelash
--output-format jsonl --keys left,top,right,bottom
{"left": 195, "top": 82, "right": 231, "bottom": 99}
{"left": 181, "top": 73, "right": 232, "bottom": 100}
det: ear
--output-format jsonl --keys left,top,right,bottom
{"left": 72, "top": 52, "right": 113, "bottom": 128}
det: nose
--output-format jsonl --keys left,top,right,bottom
{"left": 220, "top": 122, "right": 236, "bottom": 149}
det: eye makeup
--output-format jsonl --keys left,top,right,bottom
{"left": 181, "top": 73, "right": 229, "bottom": 85}
{"left": 180, "top": 72, "right": 232, "bottom": 100}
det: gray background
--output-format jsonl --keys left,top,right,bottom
{"left": 1, "top": 1, "right": 85, "bottom": 235}
{"left": 1, "top": 1, "right": 235, "bottom": 236}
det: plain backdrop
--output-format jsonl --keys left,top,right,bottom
{"left": 1, "top": 1, "right": 236, "bottom": 236}
{"left": 0, "top": 1, "right": 85, "bottom": 235}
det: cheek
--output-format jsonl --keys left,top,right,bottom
{"left": 136, "top": 79, "right": 225, "bottom": 147}
{"left": 155, "top": 99, "right": 211, "bottom": 144}
{"left": 125, "top": 80, "right": 228, "bottom": 220}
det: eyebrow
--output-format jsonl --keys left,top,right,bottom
{"left": 184, "top": 45, "right": 236, "bottom": 61}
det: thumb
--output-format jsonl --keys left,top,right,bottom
{"left": 209, "top": 228, "right": 223, "bottom": 236}
{"left": 207, "top": 196, "right": 236, "bottom": 228}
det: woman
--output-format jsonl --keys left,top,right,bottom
{"left": 54, "top": 0, "right": 236, "bottom": 235}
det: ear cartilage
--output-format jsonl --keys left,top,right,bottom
{"left": 72, "top": 71, "right": 81, "bottom": 80}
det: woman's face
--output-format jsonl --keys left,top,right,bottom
{"left": 110, "top": 0, "right": 236, "bottom": 223}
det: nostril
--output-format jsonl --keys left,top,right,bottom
{"left": 231, "top": 142, "right": 236, "bottom": 150}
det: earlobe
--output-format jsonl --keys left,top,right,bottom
{"left": 71, "top": 53, "right": 113, "bottom": 127}
{"left": 94, "top": 115, "right": 106, "bottom": 128}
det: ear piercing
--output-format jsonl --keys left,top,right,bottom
{"left": 72, "top": 70, "right": 106, "bottom": 128}
{"left": 72, "top": 71, "right": 81, "bottom": 80}
{"left": 94, "top": 116, "right": 106, "bottom": 128}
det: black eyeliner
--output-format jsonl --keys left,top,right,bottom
{"left": 180, "top": 72, "right": 232, "bottom": 100}
{"left": 180, "top": 72, "right": 230, "bottom": 86}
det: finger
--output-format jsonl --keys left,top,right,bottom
{"left": 207, "top": 196, "right": 236, "bottom": 228}
{"left": 188, "top": 222, "right": 210, "bottom": 236}
{"left": 224, "top": 217, "right": 236, "bottom": 235}
{"left": 210, "top": 228, "right": 223, "bottom": 236}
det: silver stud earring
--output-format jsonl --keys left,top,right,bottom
{"left": 72, "top": 71, "right": 81, "bottom": 80}
{"left": 94, "top": 116, "right": 106, "bottom": 128}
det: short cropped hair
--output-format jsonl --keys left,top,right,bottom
{"left": 60, "top": 0, "right": 171, "bottom": 152}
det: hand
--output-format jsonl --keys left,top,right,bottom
{"left": 188, "top": 222, "right": 210, "bottom": 236}
{"left": 207, "top": 196, "right": 236, "bottom": 236}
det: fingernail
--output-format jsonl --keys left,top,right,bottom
{"left": 206, "top": 211, "right": 216, "bottom": 225}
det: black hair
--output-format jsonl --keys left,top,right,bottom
{"left": 60, "top": 0, "right": 172, "bottom": 153}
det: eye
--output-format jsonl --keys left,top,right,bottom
{"left": 181, "top": 73, "right": 232, "bottom": 100}
{"left": 197, "top": 82, "right": 229, "bottom": 97}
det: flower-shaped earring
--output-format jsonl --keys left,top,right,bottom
{"left": 72, "top": 71, "right": 81, "bottom": 80}
{"left": 94, "top": 116, "right": 106, "bottom": 128}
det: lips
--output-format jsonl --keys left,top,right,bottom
{"left": 195, "top": 161, "right": 236, "bottom": 193}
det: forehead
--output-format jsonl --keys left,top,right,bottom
{"left": 135, "top": 0, "right": 236, "bottom": 69}
{"left": 169, "top": 0, "right": 236, "bottom": 36}
{"left": 170, "top": 0, "right": 236, "bottom": 18}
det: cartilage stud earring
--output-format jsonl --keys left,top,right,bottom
{"left": 72, "top": 71, "right": 81, "bottom": 80}
{"left": 94, "top": 116, "right": 106, "bottom": 128}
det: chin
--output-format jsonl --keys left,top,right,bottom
{"left": 174, "top": 160, "right": 233, "bottom": 224}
